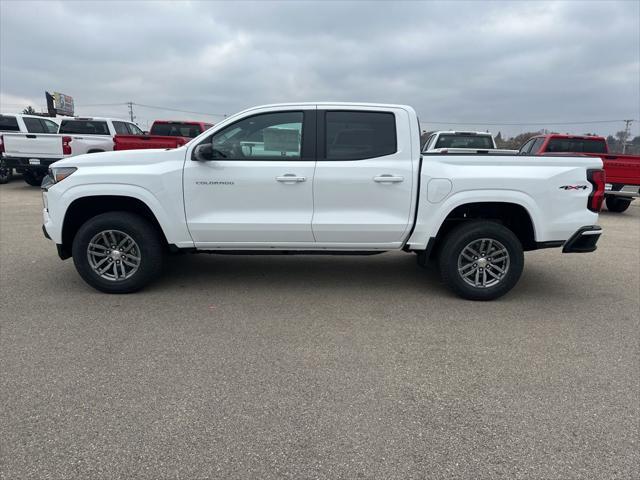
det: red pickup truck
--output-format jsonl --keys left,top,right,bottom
{"left": 113, "top": 120, "right": 213, "bottom": 151}
{"left": 520, "top": 134, "right": 640, "bottom": 213}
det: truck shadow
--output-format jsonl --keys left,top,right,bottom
{"left": 156, "top": 252, "right": 448, "bottom": 295}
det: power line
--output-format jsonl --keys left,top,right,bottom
{"left": 132, "top": 102, "right": 227, "bottom": 118}
{"left": 419, "top": 119, "right": 638, "bottom": 126}
{"left": 75, "top": 102, "right": 128, "bottom": 107}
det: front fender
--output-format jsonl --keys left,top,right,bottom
{"left": 45, "top": 183, "right": 194, "bottom": 247}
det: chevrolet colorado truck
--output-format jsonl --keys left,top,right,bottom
{"left": 113, "top": 120, "right": 214, "bottom": 151}
{"left": 520, "top": 133, "right": 640, "bottom": 213}
{"left": 422, "top": 130, "right": 518, "bottom": 154}
{"left": 41, "top": 103, "right": 604, "bottom": 300}
{"left": 1, "top": 117, "right": 141, "bottom": 186}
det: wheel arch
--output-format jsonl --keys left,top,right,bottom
{"left": 60, "top": 195, "right": 169, "bottom": 259}
{"left": 432, "top": 201, "right": 537, "bottom": 252}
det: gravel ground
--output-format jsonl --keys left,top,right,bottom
{"left": 1, "top": 179, "right": 638, "bottom": 479}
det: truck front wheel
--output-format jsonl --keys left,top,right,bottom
{"left": 438, "top": 221, "right": 524, "bottom": 301}
{"left": 71, "top": 212, "right": 164, "bottom": 293}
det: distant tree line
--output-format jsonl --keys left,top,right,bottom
{"left": 421, "top": 129, "right": 640, "bottom": 154}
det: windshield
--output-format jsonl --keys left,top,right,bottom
{"left": 150, "top": 123, "right": 203, "bottom": 138}
{"left": 546, "top": 138, "right": 607, "bottom": 154}
{"left": 0, "top": 115, "right": 19, "bottom": 132}
{"left": 434, "top": 134, "right": 493, "bottom": 149}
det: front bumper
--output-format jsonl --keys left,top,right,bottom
{"left": 3, "top": 156, "right": 61, "bottom": 172}
{"left": 562, "top": 225, "right": 602, "bottom": 253}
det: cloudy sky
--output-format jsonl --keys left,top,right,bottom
{"left": 1, "top": 0, "right": 638, "bottom": 137}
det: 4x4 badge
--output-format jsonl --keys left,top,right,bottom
{"left": 559, "top": 185, "right": 588, "bottom": 190}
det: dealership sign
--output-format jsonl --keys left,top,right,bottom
{"left": 45, "top": 91, "right": 74, "bottom": 116}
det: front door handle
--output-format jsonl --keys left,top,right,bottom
{"left": 374, "top": 174, "right": 404, "bottom": 183}
{"left": 276, "top": 174, "right": 306, "bottom": 183}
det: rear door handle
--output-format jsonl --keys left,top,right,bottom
{"left": 374, "top": 174, "right": 404, "bottom": 183}
{"left": 276, "top": 174, "right": 306, "bottom": 183}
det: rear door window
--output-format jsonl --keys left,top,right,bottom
{"left": 23, "top": 117, "right": 48, "bottom": 133}
{"left": 59, "top": 120, "right": 110, "bottom": 135}
{"left": 0, "top": 116, "right": 20, "bottom": 132}
{"left": 324, "top": 111, "right": 397, "bottom": 160}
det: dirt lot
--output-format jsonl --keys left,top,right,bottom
{"left": 1, "top": 179, "right": 638, "bottom": 479}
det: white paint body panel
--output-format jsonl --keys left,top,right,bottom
{"left": 45, "top": 103, "right": 602, "bottom": 252}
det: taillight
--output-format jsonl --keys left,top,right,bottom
{"left": 0, "top": 135, "right": 4, "bottom": 154}
{"left": 587, "top": 168, "right": 605, "bottom": 212}
{"left": 62, "top": 136, "right": 72, "bottom": 155}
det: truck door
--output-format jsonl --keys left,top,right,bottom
{"left": 312, "top": 108, "right": 415, "bottom": 247}
{"left": 183, "top": 107, "right": 317, "bottom": 246}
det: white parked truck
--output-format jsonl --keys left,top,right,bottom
{"left": 1, "top": 117, "right": 143, "bottom": 186}
{"left": 0, "top": 113, "right": 61, "bottom": 184}
{"left": 422, "top": 130, "right": 518, "bottom": 155}
{"left": 41, "top": 103, "right": 605, "bottom": 300}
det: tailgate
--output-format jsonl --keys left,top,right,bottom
{"left": 594, "top": 154, "right": 640, "bottom": 186}
{"left": 2, "top": 133, "right": 62, "bottom": 158}
{"left": 114, "top": 134, "right": 186, "bottom": 151}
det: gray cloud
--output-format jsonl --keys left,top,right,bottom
{"left": 1, "top": 0, "right": 638, "bottom": 136}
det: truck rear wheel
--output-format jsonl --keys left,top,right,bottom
{"left": 0, "top": 163, "right": 11, "bottom": 184}
{"left": 438, "top": 221, "right": 524, "bottom": 301}
{"left": 71, "top": 212, "right": 164, "bottom": 293}
{"left": 23, "top": 171, "right": 45, "bottom": 187}
{"left": 605, "top": 196, "right": 631, "bottom": 213}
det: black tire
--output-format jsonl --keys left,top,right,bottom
{"left": 0, "top": 165, "right": 11, "bottom": 184}
{"left": 72, "top": 211, "right": 164, "bottom": 293}
{"left": 605, "top": 196, "right": 631, "bottom": 213}
{"left": 23, "top": 171, "right": 45, "bottom": 187}
{"left": 438, "top": 221, "right": 524, "bottom": 301}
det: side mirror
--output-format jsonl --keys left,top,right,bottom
{"left": 193, "top": 143, "right": 213, "bottom": 161}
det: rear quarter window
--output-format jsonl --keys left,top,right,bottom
{"left": 546, "top": 138, "right": 607, "bottom": 154}
{"left": 434, "top": 134, "right": 493, "bottom": 149}
{"left": 150, "top": 123, "right": 202, "bottom": 138}
{"left": 59, "top": 120, "right": 110, "bottom": 135}
{"left": 0, "top": 116, "right": 20, "bottom": 132}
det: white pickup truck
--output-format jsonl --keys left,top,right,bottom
{"left": 422, "top": 130, "right": 518, "bottom": 155}
{"left": 41, "top": 103, "right": 605, "bottom": 300}
{"left": 1, "top": 117, "right": 142, "bottom": 186}
{"left": 0, "top": 113, "right": 61, "bottom": 184}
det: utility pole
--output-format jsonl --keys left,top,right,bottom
{"left": 127, "top": 101, "right": 135, "bottom": 123}
{"left": 622, "top": 119, "right": 632, "bottom": 154}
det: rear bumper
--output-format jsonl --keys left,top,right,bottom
{"left": 2, "top": 155, "right": 61, "bottom": 172}
{"left": 562, "top": 225, "right": 602, "bottom": 253}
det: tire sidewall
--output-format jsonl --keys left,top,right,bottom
{"left": 72, "top": 212, "right": 163, "bottom": 293}
{"left": 606, "top": 196, "right": 631, "bottom": 213}
{"left": 439, "top": 221, "right": 524, "bottom": 301}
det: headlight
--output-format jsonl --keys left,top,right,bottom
{"left": 49, "top": 167, "right": 77, "bottom": 183}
